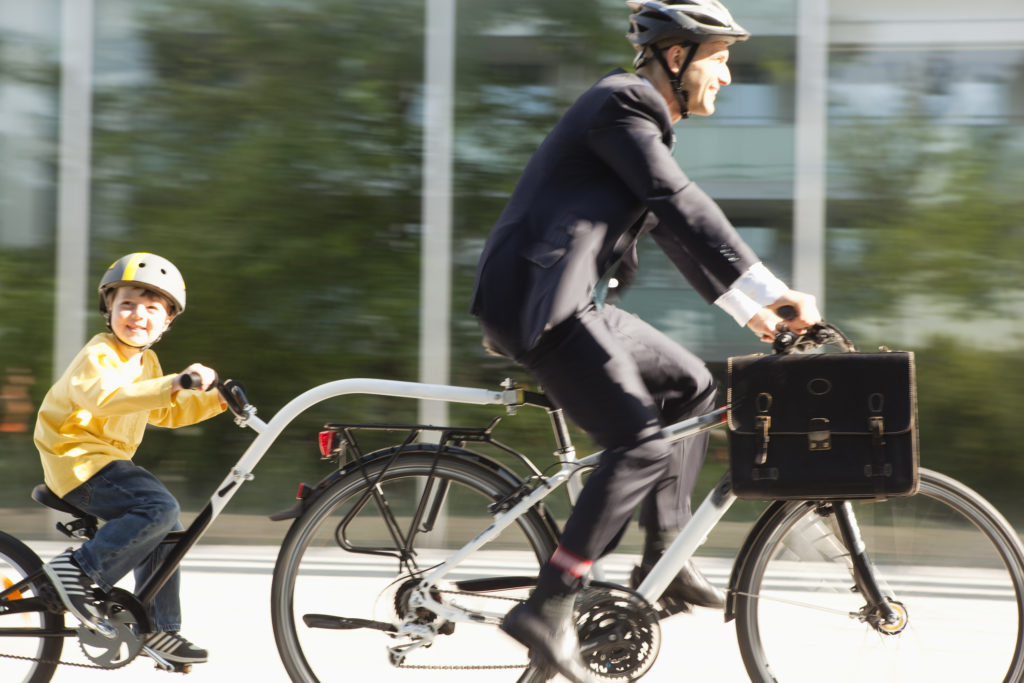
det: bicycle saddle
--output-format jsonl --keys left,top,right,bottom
{"left": 31, "top": 484, "right": 92, "bottom": 518}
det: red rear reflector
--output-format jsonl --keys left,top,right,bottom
{"left": 318, "top": 431, "right": 336, "bottom": 457}
{"left": 295, "top": 482, "right": 311, "bottom": 500}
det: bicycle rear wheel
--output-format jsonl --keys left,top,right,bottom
{"left": 734, "top": 468, "right": 1024, "bottom": 682}
{"left": 0, "top": 532, "right": 63, "bottom": 683}
{"left": 271, "top": 447, "right": 559, "bottom": 683}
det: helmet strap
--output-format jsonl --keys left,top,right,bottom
{"left": 650, "top": 42, "right": 700, "bottom": 119}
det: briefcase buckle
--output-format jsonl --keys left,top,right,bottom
{"left": 808, "top": 417, "right": 831, "bottom": 452}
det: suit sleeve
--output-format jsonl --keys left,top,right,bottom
{"left": 585, "top": 85, "right": 759, "bottom": 302}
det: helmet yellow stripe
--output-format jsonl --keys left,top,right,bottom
{"left": 120, "top": 252, "right": 150, "bottom": 282}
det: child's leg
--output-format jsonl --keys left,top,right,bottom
{"left": 135, "top": 521, "right": 184, "bottom": 631}
{"left": 62, "top": 460, "right": 181, "bottom": 601}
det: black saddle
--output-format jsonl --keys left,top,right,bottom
{"left": 31, "top": 484, "right": 98, "bottom": 540}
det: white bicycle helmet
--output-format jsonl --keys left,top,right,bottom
{"left": 626, "top": 0, "right": 749, "bottom": 48}
{"left": 626, "top": 0, "right": 750, "bottom": 117}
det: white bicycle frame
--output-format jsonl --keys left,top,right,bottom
{"left": 216, "top": 378, "right": 736, "bottom": 647}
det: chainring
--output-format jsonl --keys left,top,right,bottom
{"left": 575, "top": 583, "right": 661, "bottom": 682}
{"left": 77, "top": 587, "right": 147, "bottom": 669}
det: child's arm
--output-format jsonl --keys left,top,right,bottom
{"left": 150, "top": 363, "right": 227, "bottom": 428}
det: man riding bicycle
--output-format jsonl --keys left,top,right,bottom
{"left": 470, "top": 1, "right": 820, "bottom": 680}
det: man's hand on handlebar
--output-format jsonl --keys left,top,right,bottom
{"left": 745, "top": 289, "right": 822, "bottom": 343}
{"left": 770, "top": 290, "right": 821, "bottom": 333}
{"left": 746, "top": 308, "right": 785, "bottom": 342}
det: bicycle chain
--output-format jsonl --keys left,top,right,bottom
{"left": 0, "top": 650, "right": 108, "bottom": 670}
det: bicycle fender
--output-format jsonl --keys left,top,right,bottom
{"left": 267, "top": 443, "right": 540, "bottom": 523}
{"left": 724, "top": 499, "right": 794, "bottom": 623}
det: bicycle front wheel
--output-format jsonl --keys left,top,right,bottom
{"left": 0, "top": 532, "right": 63, "bottom": 683}
{"left": 734, "top": 468, "right": 1024, "bottom": 683}
{"left": 271, "top": 447, "right": 559, "bottom": 683}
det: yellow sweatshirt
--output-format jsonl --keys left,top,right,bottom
{"left": 34, "top": 333, "right": 225, "bottom": 497}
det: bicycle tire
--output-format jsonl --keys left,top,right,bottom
{"left": 271, "top": 447, "right": 559, "bottom": 683}
{"left": 0, "top": 532, "right": 64, "bottom": 683}
{"left": 733, "top": 467, "right": 1024, "bottom": 683}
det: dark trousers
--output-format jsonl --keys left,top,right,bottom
{"left": 515, "top": 304, "right": 716, "bottom": 563}
{"left": 63, "top": 460, "right": 184, "bottom": 631}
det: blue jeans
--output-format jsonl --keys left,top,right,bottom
{"left": 62, "top": 460, "right": 183, "bottom": 632}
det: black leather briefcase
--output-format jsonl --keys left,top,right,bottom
{"left": 727, "top": 351, "right": 919, "bottom": 501}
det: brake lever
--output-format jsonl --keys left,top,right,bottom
{"left": 218, "top": 379, "right": 256, "bottom": 425}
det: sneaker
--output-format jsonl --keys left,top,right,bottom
{"left": 145, "top": 631, "right": 208, "bottom": 664}
{"left": 41, "top": 549, "right": 102, "bottom": 629}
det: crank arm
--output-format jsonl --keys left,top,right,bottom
{"left": 453, "top": 576, "right": 536, "bottom": 593}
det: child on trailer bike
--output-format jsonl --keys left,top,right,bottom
{"left": 34, "top": 252, "right": 225, "bottom": 666}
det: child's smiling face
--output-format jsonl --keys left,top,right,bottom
{"left": 108, "top": 286, "right": 173, "bottom": 356}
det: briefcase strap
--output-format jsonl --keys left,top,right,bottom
{"left": 867, "top": 414, "right": 891, "bottom": 499}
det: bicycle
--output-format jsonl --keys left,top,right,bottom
{"left": 1, "top": 325, "right": 1022, "bottom": 683}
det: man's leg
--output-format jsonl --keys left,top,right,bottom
{"left": 502, "top": 308, "right": 683, "bottom": 682}
{"left": 596, "top": 307, "right": 725, "bottom": 609}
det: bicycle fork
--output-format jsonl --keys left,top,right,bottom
{"left": 832, "top": 501, "right": 908, "bottom": 633}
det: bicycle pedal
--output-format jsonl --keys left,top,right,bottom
{"left": 653, "top": 594, "right": 692, "bottom": 618}
{"left": 147, "top": 654, "right": 193, "bottom": 674}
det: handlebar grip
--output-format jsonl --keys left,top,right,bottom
{"left": 179, "top": 371, "right": 203, "bottom": 390}
{"left": 777, "top": 305, "right": 798, "bottom": 321}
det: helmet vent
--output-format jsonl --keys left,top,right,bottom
{"left": 643, "top": 11, "right": 672, "bottom": 24}
{"left": 691, "top": 12, "right": 728, "bottom": 28}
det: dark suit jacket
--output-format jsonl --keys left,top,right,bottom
{"left": 470, "top": 69, "right": 759, "bottom": 358}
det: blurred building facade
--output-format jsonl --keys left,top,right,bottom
{"left": 1, "top": 0, "right": 1022, "bottom": 364}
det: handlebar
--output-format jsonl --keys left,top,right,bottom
{"left": 179, "top": 371, "right": 256, "bottom": 425}
{"left": 772, "top": 322, "right": 856, "bottom": 355}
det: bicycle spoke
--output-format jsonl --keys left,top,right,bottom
{"left": 271, "top": 448, "right": 557, "bottom": 683}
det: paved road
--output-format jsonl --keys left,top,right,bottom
{"left": 16, "top": 543, "right": 745, "bottom": 683}
{"left": 7, "top": 542, "right": 1019, "bottom": 682}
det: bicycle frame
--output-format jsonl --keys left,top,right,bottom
{"left": 135, "top": 379, "right": 520, "bottom": 608}
{"left": 136, "top": 376, "right": 732, "bottom": 616}
{"left": 33, "top": 376, "right": 900, "bottom": 654}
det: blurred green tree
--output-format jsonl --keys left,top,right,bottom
{"left": 84, "top": 0, "right": 623, "bottom": 508}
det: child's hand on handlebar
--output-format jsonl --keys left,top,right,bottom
{"left": 173, "top": 363, "right": 218, "bottom": 393}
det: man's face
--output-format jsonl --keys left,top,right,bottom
{"left": 680, "top": 41, "right": 732, "bottom": 117}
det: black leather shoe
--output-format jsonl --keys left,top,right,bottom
{"left": 631, "top": 559, "right": 726, "bottom": 612}
{"left": 501, "top": 601, "right": 597, "bottom": 683}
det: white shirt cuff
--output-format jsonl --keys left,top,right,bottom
{"left": 715, "top": 288, "right": 762, "bottom": 326}
{"left": 733, "top": 262, "right": 788, "bottom": 306}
